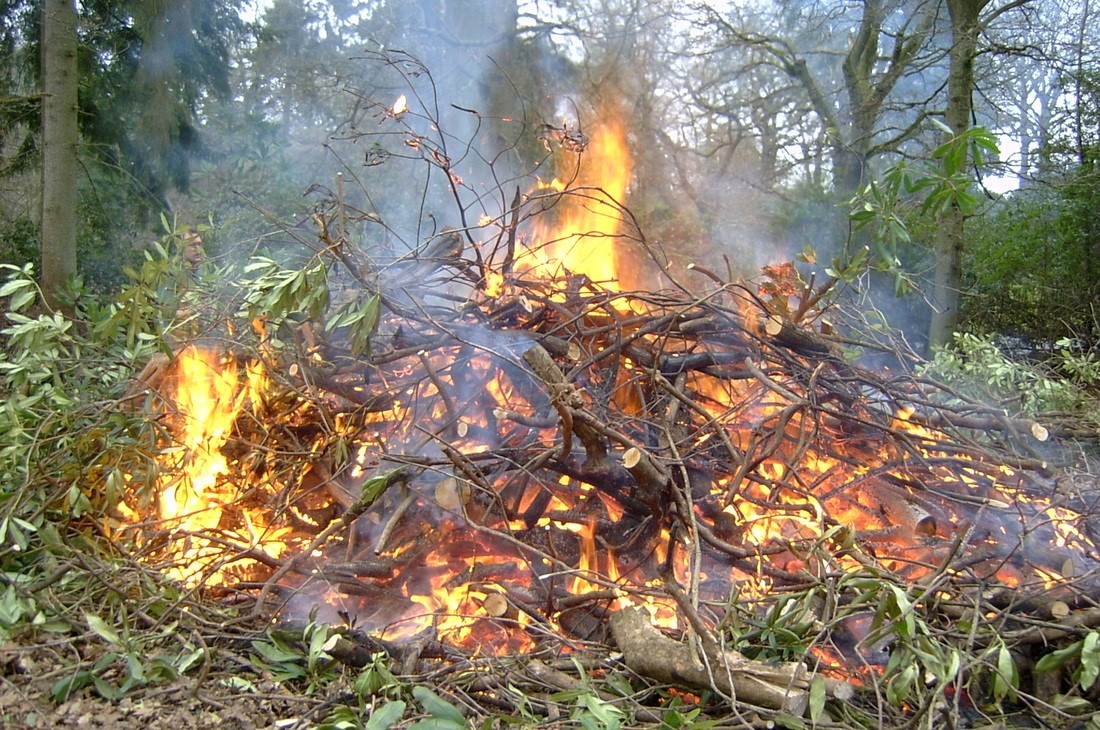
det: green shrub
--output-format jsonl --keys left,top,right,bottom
{"left": 921, "top": 332, "right": 1091, "bottom": 417}
{"left": 961, "top": 166, "right": 1100, "bottom": 343}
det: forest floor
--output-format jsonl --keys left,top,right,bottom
{"left": 0, "top": 633, "right": 350, "bottom": 729}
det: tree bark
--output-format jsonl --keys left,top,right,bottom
{"left": 40, "top": 0, "right": 79, "bottom": 311}
{"left": 929, "top": 0, "right": 986, "bottom": 349}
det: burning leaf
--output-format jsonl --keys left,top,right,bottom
{"left": 391, "top": 94, "right": 408, "bottom": 116}
{"left": 365, "top": 143, "right": 391, "bottom": 167}
{"left": 536, "top": 122, "right": 589, "bottom": 153}
{"left": 434, "top": 478, "right": 469, "bottom": 512}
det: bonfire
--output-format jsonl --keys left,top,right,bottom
{"left": 116, "top": 98, "right": 1100, "bottom": 725}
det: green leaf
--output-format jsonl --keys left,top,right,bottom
{"left": 250, "top": 638, "right": 303, "bottom": 664}
{"left": 1050, "top": 693, "right": 1095, "bottom": 715}
{"left": 771, "top": 713, "right": 806, "bottom": 729}
{"left": 86, "top": 613, "right": 123, "bottom": 647}
{"left": 92, "top": 674, "right": 122, "bottom": 700}
{"left": 887, "top": 586, "right": 915, "bottom": 638}
{"left": 578, "top": 694, "right": 623, "bottom": 730}
{"left": 173, "top": 646, "right": 206, "bottom": 677}
{"left": 125, "top": 652, "right": 148, "bottom": 683}
{"left": 1079, "top": 631, "right": 1100, "bottom": 690}
{"left": 355, "top": 654, "right": 398, "bottom": 697}
{"left": 9, "top": 289, "right": 37, "bottom": 312}
{"left": 412, "top": 686, "right": 466, "bottom": 725}
{"left": 243, "top": 257, "right": 277, "bottom": 273}
{"left": 0, "top": 277, "right": 33, "bottom": 298}
{"left": 887, "top": 663, "right": 917, "bottom": 706}
{"left": 993, "top": 644, "right": 1018, "bottom": 701}
{"left": 52, "top": 671, "right": 94, "bottom": 702}
{"left": 366, "top": 700, "right": 407, "bottom": 730}
{"left": 408, "top": 720, "right": 466, "bottom": 730}
{"left": 930, "top": 117, "right": 953, "bottom": 135}
{"left": 1036, "top": 642, "right": 1083, "bottom": 673}
{"left": 808, "top": 675, "right": 826, "bottom": 724}
{"left": 308, "top": 624, "right": 331, "bottom": 668}
{"left": 356, "top": 470, "right": 402, "bottom": 511}
{"left": 224, "top": 676, "right": 258, "bottom": 692}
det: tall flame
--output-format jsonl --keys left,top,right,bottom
{"left": 531, "top": 116, "right": 633, "bottom": 289}
{"left": 159, "top": 346, "right": 245, "bottom": 533}
{"left": 148, "top": 346, "right": 282, "bottom": 586}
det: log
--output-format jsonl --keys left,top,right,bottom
{"left": 609, "top": 607, "right": 809, "bottom": 714}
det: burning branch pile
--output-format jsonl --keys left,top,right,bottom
{"left": 116, "top": 84, "right": 1100, "bottom": 720}
{"left": 122, "top": 226, "right": 1100, "bottom": 713}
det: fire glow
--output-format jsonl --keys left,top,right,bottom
{"left": 123, "top": 345, "right": 297, "bottom": 587}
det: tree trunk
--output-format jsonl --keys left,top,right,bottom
{"left": 929, "top": 0, "right": 985, "bottom": 349}
{"left": 1073, "top": 0, "right": 1092, "bottom": 166}
{"left": 40, "top": 0, "right": 79, "bottom": 311}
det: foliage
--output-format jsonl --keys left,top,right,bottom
{"left": 76, "top": 0, "right": 247, "bottom": 200}
{"left": 0, "top": 0, "right": 250, "bottom": 294}
{"left": 50, "top": 611, "right": 206, "bottom": 701}
{"left": 961, "top": 162, "right": 1100, "bottom": 343}
{"left": 920, "top": 331, "right": 1093, "bottom": 417}
{"left": 0, "top": 265, "right": 157, "bottom": 526}
{"left": 0, "top": 242, "right": 238, "bottom": 710}
{"left": 240, "top": 255, "right": 331, "bottom": 325}
{"left": 843, "top": 576, "right": 963, "bottom": 711}
{"left": 0, "top": 162, "right": 149, "bottom": 293}
{"left": 250, "top": 619, "right": 342, "bottom": 692}
{"left": 0, "top": 216, "right": 38, "bottom": 272}
{"left": 184, "top": 108, "right": 308, "bottom": 250}
{"left": 846, "top": 124, "right": 1000, "bottom": 297}
{"left": 0, "top": 228, "right": 201, "bottom": 674}
{"left": 1057, "top": 337, "right": 1100, "bottom": 391}
{"left": 1036, "top": 630, "right": 1100, "bottom": 694}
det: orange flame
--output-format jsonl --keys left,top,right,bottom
{"left": 145, "top": 347, "right": 289, "bottom": 586}
{"left": 158, "top": 346, "right": 246, "bottom": 534}
{"left": 527, "top": 116, "right": 633, "bottom": 289}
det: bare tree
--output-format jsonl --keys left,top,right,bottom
{"left": 694, "top": 0, "right": 942, "bottom": 197}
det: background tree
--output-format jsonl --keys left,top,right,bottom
{"left": 0, "top": 0, "right": 245, "bottom": 291}
{"left": 693, "top": 0, "right": 943, "bottom": 200}
{"left": 2, "top": 0, "right": 1098, "bottom": 353}
{"left": 929, "top": 0, "right": 1027, "bottom": 348}
{"left": 40, "top": 0, "right": 78, "bottom": 308}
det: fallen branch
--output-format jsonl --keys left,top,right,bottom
{"left": 609, "top": 607, "right": 809, "bottom": 714}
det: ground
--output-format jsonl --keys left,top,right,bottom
{"left": 0, "top": 638, "right": 342, "bottom": 730}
